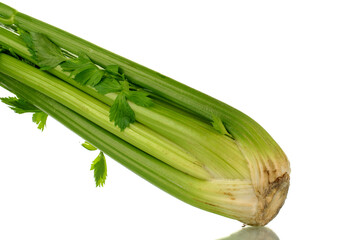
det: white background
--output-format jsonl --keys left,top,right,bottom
{"left": 0, "top": 1, "right": 359, "bottom": 239}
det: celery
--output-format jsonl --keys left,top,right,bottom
{"left": 0, "top": 3, "right": 290, "bottom": 225}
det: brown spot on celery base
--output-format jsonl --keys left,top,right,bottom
{"left": 249, "top": 173, "right": 290, "bottom": 226}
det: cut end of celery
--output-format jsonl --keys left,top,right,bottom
{"left": 251, "top": 173, "right": 290, "bottom": 226}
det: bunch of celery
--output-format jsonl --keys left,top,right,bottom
{"left": 0, "top": 3, "right": 290, "bottom": 225}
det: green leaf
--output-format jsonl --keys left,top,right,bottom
{"left": 1, "top": 96, "right": 48, "bottom": 131}
{"left": 119, "top": 73, "right": 127, "bottom": 81}
{"left": 32, "top": 112, "right": 48, "bottom": 131}
{"left": 94, "top": 77, "right": 122, "bottom": 94}
{"left": 19, "top": 30, "right": 33, "bottom": 48}
{"left": 121, "top": 80, "right": 130, "bottom": 91}
{"left": 212, "top": 115, "right": 232, "bottom": 137}
{"left": 60, "top": 54, "right": 92, "bottom": 74}
{"left": 126, "top": 91, "right": 153, "bottom": 107}
{"left": 61, "top": 54, "right": 106, "bottom": 86}
{"left": 87, "top": 70, "right": 105, "bottom": 86}
{"left": 25, "top": 32, "right": 66, "bottom": 69}
{"left": 82, "top": 141, "right": 98, "bottom": 151}
{"left": 19, "top": 29, "right": 36, "bottom": 59}
{"left": 73, "top": 67, "right": 104, "bottom": 86}
{"left": 0, "top": 96, "right": 40, "bottom": 114}
{"left": 109, "top": 93, "right": 135, "bottom": 131}
{"left": 90, "top": 152, "right": 107, "bottom": 187}
{"left": 73, "top": 68, "right": 95, "bottom": 85}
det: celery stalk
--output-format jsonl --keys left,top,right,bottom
{"left": 0, "top": 3, "right": 290, "bottom": 226}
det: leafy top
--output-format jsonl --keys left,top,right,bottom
{"left": 61, "top": 55, "right": 153, "bottom": 130}
{"left": 19, "top": 30, "right": 153, "bottom": 131}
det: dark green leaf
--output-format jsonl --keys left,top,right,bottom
{"left": 121, "top": 80, "right": 130, "bottom": 91}
{"left": 32, "top": 112, "right": 48, "bottom": 131}
{"left": 90, "top": 152, "right": 107, "bottom": 187}
{"left": 19, "top": 30, "right": 33, "bottom": 48}
{"left": 82, "top": 141, "right": 98, "bottom": 151}
{"left": 73, "top": 68, "right": 94, "bottom": 85}
{"left": 61, "top": 54, "right": 105, "bottom": 86}
{"left": 119, "top": 73, "right": 126, "bottom": 81}
{"left": 73, "top": 67, "right": 103, "bottom": 86}
{"left": 1, "top": 96, "right": 48, "bottom": 131}
{"left": 87, "top": 70, "right": 104, "bottom": 86}
{"left": 126, "top": 91, "right": 153, "bottom": 107}
{"left": 19, "top": 29, "right": 36, "bottom": 59}
{"left": 60, "top": 54, "right": 92, "bottom": 74}
{"left": 29, "top": 32, "right": 66, "bottom": 69}
{"left": 0, "top": 97, "right": 40, "bottom": 114}
{"left": 109, "top": 93, "right": 135, "bottom": 131}
{"left": 60, "top": 59, "right": 85, "bottom": 72}
{"left": 94, "top": 77, "right": 122, "bottom": 94}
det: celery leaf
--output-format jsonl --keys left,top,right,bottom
{"left": 1, "top": 96, "right": 48, "bottom": 131}
{"left": 126, "top": 91, "right": 153, "bottom": 107}
{"left": 94, "top": 77, "right": 122, "bottom": 94}
{"left": 20, "top": 31, "right": 66, "bottom": 70}
{"left": 61, "top": 54, "right": 93, "bottom": 76}
{"left": 110, "top": 93, "right": 135, "bottom": 130}
{"left": 0, "top": 96, "right": 39, "bottom": 114}
{"left": 18, "top": 30, "right": 151, "bottom": 132}
{"left": 18, "top": 30, "right": 36, "bottom": 60}
{"left": 74, "top": 67, "right": 104, "bottom": 86}
{"left": 32, "top": 112, "right": 48, "bottom": 131}
{"left": 61, "top": 54, "right": 106, "bottom": 86}
{"left": 90, "top": 152, "right": 107, "bottom": 187}
{"left": 31, "top": 32, "right": 66, "bottom": 69}
{"left": 60, "top": 54, "right": 91, "bottom": 72}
